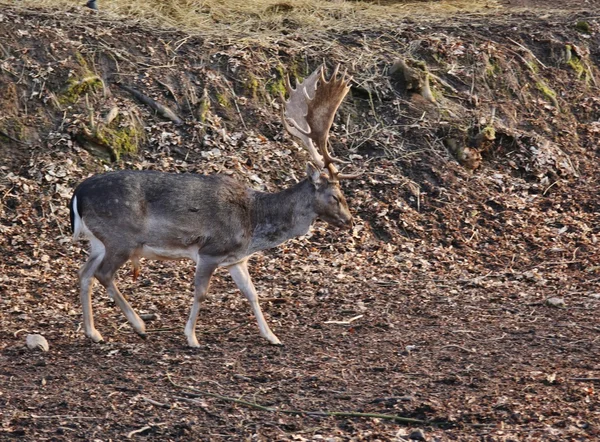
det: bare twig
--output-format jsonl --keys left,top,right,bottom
{"left": 127, "top": 426, "right": 151, "bottom": 438}
{"left": 118, "top": 83, "right": 183, "bottom": 124}
{"left": 0, "top": 129, "right": 30, "bottom": 146}
{"left": 439, "top": 344, "right": 475, "bottom": 353}
{"left": 31, "top": 414, "right": 99, "bottom": 420}
{"left": 202, "top": 322, "right": 248, "bottom": 335}
{"left": 141, "top": 322, "right": 248, "bottom": 335}
{"left": 143, "top": 327, "right": 179, "bottom": 334}
{"left": 155, "top": 79, "right": 179, "bottom": 104}
{"left": 507, "top": 37, "right": 547, "bottom": 69}
{"left": 142, "top": 396, "right": 170, "bottom": 408}
{"left": 173, "top": 396, "right": 217, "bottom": 416}
{"left": 324, "top": 315, "right": 363, "bottom": 325}
{"left": 167, "top": 374, "right": 426, "bottom": 425}
{"left": 229, "top": 86, "right": 247, "bottom": 130}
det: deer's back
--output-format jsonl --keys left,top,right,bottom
{"left": 71, "top": 170, "right": 254, "bottom": 258}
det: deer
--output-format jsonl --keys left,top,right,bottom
{"left": 69, "top": 64, "right": 356, "bottom": 347}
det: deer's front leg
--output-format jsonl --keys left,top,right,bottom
{"left": 228, "top": 260, "right": 282, "bottom": 345}
{"left": 185, "top": 260, "right": 217, "bottom": 348}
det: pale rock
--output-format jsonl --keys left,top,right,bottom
{"left": 26, "top": 334, "right": 49, "bottom": 352}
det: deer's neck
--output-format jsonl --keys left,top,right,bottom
{"left": 249, "top": 179, "right": 316, "bottom": 253}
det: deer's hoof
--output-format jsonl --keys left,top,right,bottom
{"left": 187, "top": 338, "right": 201, "bottom": 348}
{"left": 87, "top": 330, "right": 104, "bottom": 343}
{"left": 267, "top": 335, "right": 282, "bottom": 346}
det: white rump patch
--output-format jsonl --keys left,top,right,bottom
{"left": 71, "top": 195, "right": 106, "bottom": 262}
{"left": 71, "top": 195, "right": 83, "bottom": 242}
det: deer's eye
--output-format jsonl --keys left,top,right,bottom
{"left": 331, "top": 195, "right": 340, "bottom": 205}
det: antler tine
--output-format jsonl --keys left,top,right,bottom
{"left": 337, "top": 170, "right": 363, "bottom": 180}
{"left": 282, "top": 66, "right": 326, "bottom": 168}
{"left": 282, "top": 64, "right": 352, "bottom": 178}
{"left": 284, "top": 74, "right": 293, "bottom": 94}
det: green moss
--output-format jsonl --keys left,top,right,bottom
{"left": 526, "top": 60, "right": 539, "bottom": 74}
{"left": 481, "top": 125, "right": 496, "bottom": 140}
{"left": 267, "top": 64, "right": 287, "bottom": 98}
{"left": 60, "top": 76, "right": 102, "bottom": 105}
{"left": 267, "top": 78, "right": 286, "bottom": 97}
{"left": 288, "top": 59, "right": 301, "bottom": 80}
{"left": 536, "top": 81, "right": 559, "bottom": 108}
{"left": 216, "top": 92, "right": 232, "bottom": 109}
{"left": 111, "top": 126, "right": 140, "bottom": 159}
{"left": 429, "top": 78, "right": 442, "bottom": 101}
{"left": 95, "top": 125, "right": 140, "bottom": 160}
{"left": 567, "top": 56, "right": 586, "bottom": 79}
{"left": 198, "top": 97, "right": 210, "bottom": 123}
{"left": 0, "top": 118, "right": 26, "bottom": 140}
{"left": 575, "top": 21, "right": 591, "bottom": 33}
{"left": 564, "top": 45, "right": 591, "bottom": 84}
{"left": 485, "top": 57, "right": 501, "bottom": 78}
{"left": 245, "top": 73, "right": 261, "bottom": 101}
{"left": 59, "top": 52, "right": 104, "bottom": 105}
{"left": 74, "top": 52, "right": 90, "bottom": 70}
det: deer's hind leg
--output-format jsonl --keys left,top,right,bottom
{"left": 185, "top": 259, "right": 218, "bottom": 348}
{"left": 94, "top": 246, "right": 147, "bottom": 339}
{"left": 79, "top": 236, "right": 106, "bottom": 343}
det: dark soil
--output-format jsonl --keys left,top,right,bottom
{"left": 1, "top": 2, "right": 599, "bottom": 441}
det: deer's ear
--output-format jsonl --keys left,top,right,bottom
{"left": 306, "top": 163, "right": 323, "bottom": 186}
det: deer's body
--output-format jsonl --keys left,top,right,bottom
{"left": 72, "top": 171, "right": 320, "bottom": 264}
{"left": 71, "top": 65, "right": 355, "bottom": 347}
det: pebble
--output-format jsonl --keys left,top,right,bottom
{"left": 409, "top": 428, "right": 427, "bottom": 441}
{"left": 545, "top": 297, "right": 566, "bottom": 308}
{"left": 26, "top": 334, "right": 49, "bottom": 352}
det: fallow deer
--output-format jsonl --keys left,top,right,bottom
{"left": 70, "top": 64, "right": 355, "bottom": 347}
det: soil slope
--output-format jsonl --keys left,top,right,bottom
{"left": 0, "top": 2, "right": 599, "bottom": 441}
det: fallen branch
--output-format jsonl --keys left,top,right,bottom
{"left": 229, "top": 85, "right": 247, "bottom": 130}
{"left": 324, "top": 315, "right": 363, "bottom": 325}
{"left": 167, "top": 374, "right": 426, "bottom": 425}
{"left": 139, "top": 322, "right": 247, "bottom": 335}
{"left": 118, "top": 83, "right": 183, "bottom": 124}
{"left": 0, "top": 130, "right": 30, "bottom": 146}
{"left": 507, "top": 37, "right": 548, "bottom": 69}
{"left": 439, "top": 344, "right": 475, "bottom": 353}
{"left": 141, "top": 396, "right": 170, "bottom": 408}
{"left": 126, "top": 426, "right": 151, "bottom": 438}
{"left": 173, "top": 396, "right": 218, "bottom": 417}
{"left": 202, "top": 322, "right": 248, "bottom": 335}
{"left": 31, "top": 414, "right": 99, "bottom": 420}
{"left": 143, "top": 327, "right": 179, "bottom": 334}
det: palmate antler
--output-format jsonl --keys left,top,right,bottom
{"left": 283, "top": 64, "right": 358, "bottom": 180}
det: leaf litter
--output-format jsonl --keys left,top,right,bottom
{"left": 0, "top": 1, "right": 599, "bottom": 440}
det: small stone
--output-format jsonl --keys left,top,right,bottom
{"left": 139, "top": 313, "right": 159, "bottom": 321}
{"left": 409, "top": 428, "right": 427, "bottom": 441}
{"left": 545, "top": 297, "right": 566, "bottom": 308}
{"left": 26, "top": 334, "right": 49, "bottom": 352}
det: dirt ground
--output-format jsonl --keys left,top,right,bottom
{"left": 0, "top": 1, "right": 599, "bottom": 441}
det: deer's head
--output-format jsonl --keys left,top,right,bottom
{"left": 305, "top": 163, "right": 351, "bottom": 228}
{"left": 283, "top": 64, "right": 358, "bottom": 229}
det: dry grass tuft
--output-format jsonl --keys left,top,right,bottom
{"left": 2, "top": 0, "right": 501, "bottom": 37}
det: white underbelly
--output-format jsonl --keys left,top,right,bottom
{"left": 137, "top": 245, "right": 200, "bottom": 262}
